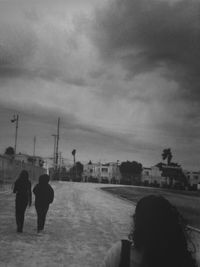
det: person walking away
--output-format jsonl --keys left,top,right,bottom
{"left": 33, "top": 174, "right": 54, "bottom": 233}
{"left": 13, "top": 170, "right": 32, "bottom": 233}
{"left": 102, "top": 195, "right": 198, "bottom": 267}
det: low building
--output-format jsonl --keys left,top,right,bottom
{"left": 15, "top": 153, "right": 44, "bottom": 167}
{"left": 0, "top": 154, "right": 46, "bottom": 183}
{"left": 83, "top": 161, "right": 121, "bottom": 183}
{"left": 185, "top": 171, "right": 200, "bottom": 190}
{"left": 141, "top": 166, "right": 164, "bottom": 186}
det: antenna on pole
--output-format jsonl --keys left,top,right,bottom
{"left": 55, "top": 117, "right": 60, "bottom": 174}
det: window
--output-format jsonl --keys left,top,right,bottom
{"left": 101, "top": 168, "right": 108, "bottom": 173}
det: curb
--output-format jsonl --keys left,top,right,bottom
{"left": 99, "top": 187, "right": 200, "bottom": 234}
{"left": 187, "top": 225, "right": 200, "bottom": 234}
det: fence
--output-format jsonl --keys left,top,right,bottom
{"left": 0, "top": 156, "right": 46, "bottom": 188}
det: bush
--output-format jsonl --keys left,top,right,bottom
{"left": 143, "top": 181, "right": 149, "bottom": 187}
{"left": 111, "top": 177, "right": 117, "bottom": 184}
{"left": 72, "top": 176, "right": 82, "bottom": 182}
{"left": 120, "top": 179, "right": 131, "bottom": 185}
{"left": 101, "top": 178, "right": 109, "bottom": 184}
{"left": 173, "top": 182, "right": 185, "bottom": 190}
{"left": 61, "top": 176, "right": 70, "bottom": 181}
{"left": 88, "top": 176, "right": 99, "bottom": 183}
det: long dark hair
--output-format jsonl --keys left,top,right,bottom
{"left": 129, "top": 195, "right": 197, "bottom": 267}
{"left": 15, "top": 170, "right": 29, "bottom": 188}
{"left": 17, "top": 170, "right": 29, "bottom": 181}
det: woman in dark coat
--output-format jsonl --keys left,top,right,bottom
{"left": 33, "top": 174, "right": 54, "bottom": 233}
{"left": 13, "top": 170, "right": 32, "bottom": 233}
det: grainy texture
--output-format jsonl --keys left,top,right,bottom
{"left": 0, "top": 182, "right": 134, "bottom": 267}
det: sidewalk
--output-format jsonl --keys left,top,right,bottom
{"left": 0, "top": 182, "right": 134, "bottom": 267}
{"left": 0, "top": 182, "right": 199, "bottom": 267}
{"left": 0, "top": 183, "right": 12, "bottom": 193}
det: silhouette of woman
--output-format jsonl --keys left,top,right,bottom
{"left": 103, "top": 195, "right": 197, "bottom": 267}
{"left": 33, "top": 174, "right": 54, "bottom": 233}
{"left": 13, "top": 170, "right": 32, "bottom": 233}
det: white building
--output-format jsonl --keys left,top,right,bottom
{"left": 15, "top": 153, "right": 44, "bottom": 167}
{"left": 185, "top": 171, "right": 200, "bottom": 189}
{"left": 142, "top": 165, "right": 200, "bottom": 189}
{"left": 141, "top": 166, "right": 165, "bottom": 186}
{"left": 83, "top": 161, "right": 121, "bottom": 183}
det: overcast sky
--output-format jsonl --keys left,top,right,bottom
{"left": 0, "top": 0, "right": 200, "bottom": 170}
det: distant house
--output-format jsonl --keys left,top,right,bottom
{"left": 83, "top": 161, "right": 121, "bottom": 183}
{"left": 15, "top": 153, "right": 44, "bottom": 167}
{"left": 141, "top": 166, "right": 164, "bottom": 186}
{"left": 184, "top": 171, "right": 200, "bottom": 190}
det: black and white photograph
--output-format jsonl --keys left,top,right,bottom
{"left": 0, "top": 0, "right": 200, "bottom": 266}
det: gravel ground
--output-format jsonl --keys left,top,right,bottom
{"left": 0, "top": 182, "right": 199, "bottom": 267}
{"left": 0, "top": 182, "right": 135, "bottom": 267}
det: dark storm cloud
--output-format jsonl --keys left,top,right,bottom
{"left": 0, "top": 12, "right": 38, "bottom": 80}
{"left": 92, "top": 0, "right": 200, "bottom": 99}
{"left": 0, "top": 4, "right": 91, "bottom": 87}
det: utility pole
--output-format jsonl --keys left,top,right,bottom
{"left": 32, "top": 136, "right": 36, "bottom": 181}
{"left": 52, "top": 134, "right": 57, "bottom": 167}
{"left": 55, "top": 118, "right": 60, "bottom": 178}
{"left": 33, "top": 136, "right": 36, "bottom": 157}
{"left": 11, "top": 114, "right": 19, "bottom": 155}
{"left": 59, "top": 152, "right": 62, "bottom": 167}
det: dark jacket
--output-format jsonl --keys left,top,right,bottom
{"left": 33, "top": 177, "right": 54, "bottom": 207}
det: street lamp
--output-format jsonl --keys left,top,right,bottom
{"left": 11, "top": 114, "right": 19, "bottom": 155}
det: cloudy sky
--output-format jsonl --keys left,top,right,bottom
{"left": 0, "top": 0, "right": 200, "bottom": 170}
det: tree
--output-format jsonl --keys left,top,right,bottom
{"left": 69, "top": 161, "right": 84, "bottom": 182}
{"left": 119, "top": 161, "right": 143, "bottom": 185}
{"left": 162, "top": 148, "right": 172, "bottom": 165}
{"left": 72, "top": 149, "right": 76, "bottom": 164}
{"left": 4, "top": 146, "right": 15, "bottom": 156}
{"left": 162, "top": 166, "right": 187, "bottom": 187}
{"left": 156, "top": 158, "right": 187, "bottom": 189}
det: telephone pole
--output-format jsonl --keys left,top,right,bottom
{"left": 33, "top": 136, "right": 36, "bottom": 157}
{"left": 55, "top": 117, "right": 60, "bottom": 172}
{"left": 52, "top": 134, "right": 57, "bottom": 167}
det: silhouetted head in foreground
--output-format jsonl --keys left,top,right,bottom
{"left": 39, "top": 174, "right": 50, "bottom": 185}
{"left": 130, "top": 195, "right": 197, "bottom": 267}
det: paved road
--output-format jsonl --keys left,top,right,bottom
{"left": 0, "top": 182, "right": 134, "bottom": 267}
{"left": 0, "top": 182, "right": 199, "bottom": 267}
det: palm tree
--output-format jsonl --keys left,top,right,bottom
{"left": 72, "top": 149, "right": 76, "bottom": 165}
{"left": 162, "top": 148, "right": 172, "bottom": 165}
{"left": 72, "top": 149, "right": 76, "bottom": 180}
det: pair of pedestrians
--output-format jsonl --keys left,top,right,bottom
{"left": 13, "top": 170, "right": 54, "bottom": 233}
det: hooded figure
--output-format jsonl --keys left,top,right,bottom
{"left": 13, "top": 170, "right": 32, "bottom": 233}
{"left": 33, "top": 174, "right": 54, "bottom": 233}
